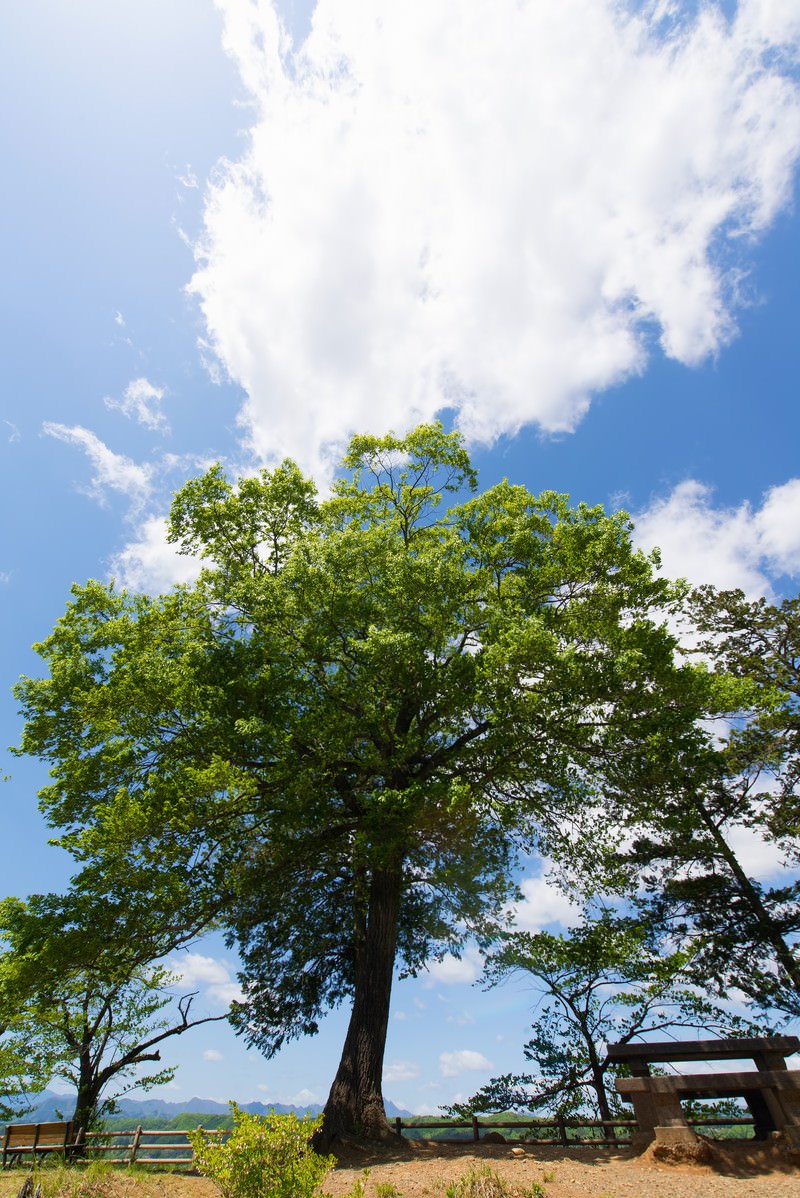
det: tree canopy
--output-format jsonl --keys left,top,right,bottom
{"left": 14, "top": 423, "right": 710, "bottom": 1144}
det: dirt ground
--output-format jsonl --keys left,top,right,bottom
{"left": 1, "top": 1138, "right": 798, "bottom": 1198}
{"left": 323, "top": 1136, "right": 800, "bottom": 1198}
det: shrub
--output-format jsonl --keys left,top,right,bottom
{"left": 189, "top": 1104, "right": 334, "bottom": 1198}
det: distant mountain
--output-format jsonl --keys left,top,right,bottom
{"left": 16, "top": 1090, "right": 412, "bottom": 1124}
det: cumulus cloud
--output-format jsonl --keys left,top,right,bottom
{"left": 109, "top": 515, "right": 203, "bottom": 593}
{"left": 384, "top": 1059, "right": 421, "bottom": 1083}
{"left": 423, "top": 947, "right": 483, "bottom": 988}
{"left": 203, "top": 1049, "right": 224, "bottom": 1062}
{"left": 189, "top": 0, "right": 800, "bottom": 479}
{"left": 509, "top": 873, "right": 581, "bottom": 932}
{"left": 167, "top": 951, "right": 245, "bottom": 1008}
{"left": 633, "top": 477, "right": 800, "bottom": 598}
{"left": 105, "top": 378, "right": 169, "bottom": 433}
{"left": 43, "top": 423, "right": 153, "bottom": 508}
{"left": 439, "top": 1049, "right": 492, "bottom": 1078}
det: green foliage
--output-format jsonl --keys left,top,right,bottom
{"left": 610, "top": 586, "right": 800, "bottom": 1016}
{"left": 189, "top": 1105, "right": 334, "bottom": 1198}
{"left": 0, "top": 1036, "right": 51, "bottom": 1122}
{"left": 0, "top": 894, "right": 226, "bottom": 1132}
{"left": 374, "top": 1183, "right": 400, "bottom": 1198}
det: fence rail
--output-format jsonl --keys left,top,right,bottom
{"left": 56, "top": 1113, "right": 756, "bottom": 1167}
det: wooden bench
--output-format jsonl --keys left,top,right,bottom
{"left": 608, "top": 1036, "right": 800, "bottom": 1148}
{"left": 2, "top": 1121, "right": 77, "bottom": 1168}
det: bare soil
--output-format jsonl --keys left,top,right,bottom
{"left": 1, "top": 1138, "right": 798, "bottom": 1198}
{"left": 324, "top": 1136, "right": 800, "bottom": 1197}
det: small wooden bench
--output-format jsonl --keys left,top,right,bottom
{"left": 2, "top": 1121, "right": 77, "bottom": 1168}
{"left": 608, "top": 1036, "right": 800, "bottom": 1148}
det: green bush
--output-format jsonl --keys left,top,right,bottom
{"left": 189, "top": 1104, "right": 334, "bottom": 1198}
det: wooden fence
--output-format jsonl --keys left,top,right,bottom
{"left": 61, "top": 1113, "right": 756, "bottom": 1167}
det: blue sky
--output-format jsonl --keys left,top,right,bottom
{"left": 1, "top": 0, "right": 799, "bottom": 1114}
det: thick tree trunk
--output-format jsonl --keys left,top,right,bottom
{"left": 73, "top": 1068, "right": 103, "bottom": 1138}
{"left": 71, "top": 1039, "right": 98, "bottom": 1138}
{"left": 318, "top": 866, "right": 403, "bottom": 1148}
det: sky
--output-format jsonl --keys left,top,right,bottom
{"left": 1, "top": 0, "right": 799, "bottom": 1116}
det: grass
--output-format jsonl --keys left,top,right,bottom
{"left": 444, "top": 1165, "right": 546, "bottom": 1198}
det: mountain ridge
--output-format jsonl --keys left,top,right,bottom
{"left": 17, "top": 1090, "right": 413, "bottom": 1124}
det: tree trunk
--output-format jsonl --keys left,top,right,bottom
{"left": 318, "top": 866, "right": 403, "bottom": 1148}
{"left": 73, "top": 1074, "right": 102, "bottom": 1139}
{"left": 70, "top": 1035, "right": 99, "bottom": 1140}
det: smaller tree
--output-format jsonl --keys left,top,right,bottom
{"left": 0, "top": 894, "right": 229, "bottom": 1131}
{"left": 446, "top": 910, "right": 766, "bottom": 1121}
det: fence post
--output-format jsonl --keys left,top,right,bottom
{"left": 556, "top": 1117, "right": 568, "bottom": 1146}
{"left": 394, "top": 1117, "right": 403, "bottom": 1138}
{"left": 471, "top": 1115, "right": 480, "bottom": 1142}
{"left": 129, "top": 1126, "right": 143, "bottom": 1165}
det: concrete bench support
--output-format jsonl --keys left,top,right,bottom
{"left": 616, "top": 1070, "right": 800, "bottom": 1147}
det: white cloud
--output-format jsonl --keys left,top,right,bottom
{"left": 384, "top": 1059, "right": 421, "bottom": 1083}
{"left": 167, "top": 951, "right": 245, "bottom": 1008}
{"left": 423, "top": 947, "right": 482, "bottom": 987}
{"left": 105, "top": 378, "right": 169, "bottom": 433}
{"left": 4, "top": 420, "right": 20, "bottom": 443}
{"left": 726, "top": 821, "right": 784, "bottom": 881}
{"left": 203, "top": 1049, "right": 224, "bottom": 1062}
{"left": 109, "top": 515, "right": 203, "bottom": 593}
{"left": 510, "top": 873, "right": 582, "bottom": 932}
{"left": 190, "top": 0, "right": 800, "bottom": 480}
{"left": 633, "top": 477, "right": 800, "bottom": 598}
{"left": 43, "top": 423, "right": 152, "bottom": 508}
{"left": 446, "top": 1012, "right": 476, "bottom": 1027}
{"left": 439, "top": 1049, "right": 492, "bottom": 1078}
{"left": 259, "top": 1085, "right": 321, "bottom": 1107}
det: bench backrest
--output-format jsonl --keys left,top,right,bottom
{"left": 3, "top": 1121, "right": 74, "bottom": 1151}
{"left": 607, "top": 1036, "right": 800, "bottom": 1070}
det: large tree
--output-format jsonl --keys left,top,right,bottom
{"left": 15, "top": 424, "right": 703, "bottom": 1145}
